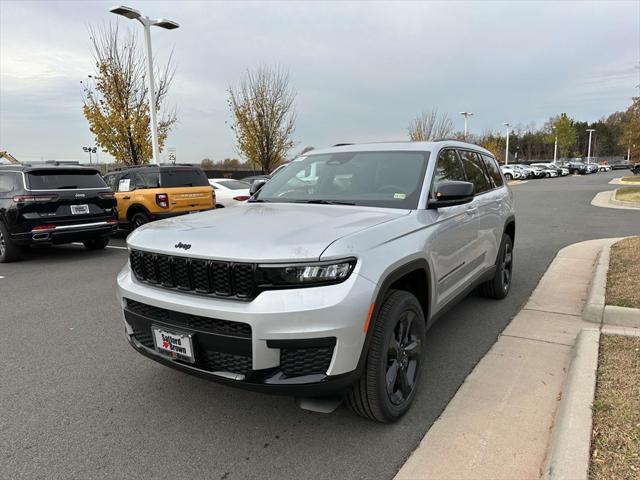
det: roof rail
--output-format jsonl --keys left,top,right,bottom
{"left": 332, "top": 143, "right": 354, "bottom": 147}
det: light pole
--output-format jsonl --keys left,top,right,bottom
{"left": 82, "top": 146, "right": 97, "bottom": 165}
{"left": 552, "top": 126, "right": 558, "bottom": 164}
{"left": 459, "top": 112, "right": 473, "bottom": 139}
{"left": 586, "top": 128, "right": 596, "bottom": 163}
{"left": 109, "top": 5, "right": 179, "bottom": 165}
{"left": 503, "top": 122, "right": 510, "bottom": 165}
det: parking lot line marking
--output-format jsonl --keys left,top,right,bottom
{"left": 71, "top": 242, "right": 128, "bottom": 250}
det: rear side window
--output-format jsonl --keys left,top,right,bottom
{"left": 481, "top": 154, "right": 504, "bottom": 187}
{"left": 160, "top": 168, "right": 209, "bottom": 188}
{"left": 0, "top": 172, "right": 20, "bottom": 193}
{"left": 432, "top": 149, "right": 466, "bottom": 198}
{"left": 26, "top": 170, "right": 107, "bottom": 190}
{"left": 458, "top": 150, "right": 491, "bottom": 194}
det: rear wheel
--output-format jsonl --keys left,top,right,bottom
{"left": 504, "top": 173, "right": 513, "bottom": 181}
{"left": 345, "top": 290, "right": 425, "bottom": 423}
{"left": 0, "top": 222, "right": 21, "bottom": 263}
{"left": 83, "top": 235, "right": 109, "bottom": 250}
{"left": 479, "top": 234, "right": 513, "bottom": 299}
{"left": 130, "top": 211, "right": 150, "bottom": 230}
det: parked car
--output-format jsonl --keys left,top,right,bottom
{"left": 509, "top": 164, "right": 538, "bottom": 179}
{"left": 598, "top": 163, "right": 612, "bottom": 172}
{"left": 208, "top": 178, "right": 251, "bottom": 207}
{"left": 117, "top": 141, "right": 516, "bottom": 422}
{"left": 632, "top": 163, "right": 640, "bottom": 174}
{"left": 611, "top": 161, "right": 630, "bottom": 170}
{"left": 585, "top": 163, "right": 600, "bottom": 174}
{"left": 556, "top": 161, "right": 588, "bottom": 175}
{"left": 103, "top": 165, "right": 214, "bottom": 230}
{"left": 500, "top": 164, "right": 523, "bottom": 180}
{"left": 0, "top": 164, "right": 117, "bottom": 262}
{"left": 530, "top": 163, "right": 561, "bottom": 177}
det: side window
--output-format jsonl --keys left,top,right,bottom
{"left": 0, "top": 173, "right": 19, "bottom": 194}
{"left": 459, "top": 150, "right": 491, "bottom": 194}
{"left": 481, "top": 154, "right": 504, "bottom": 187}
{"left": 432, "top": 149, "right": 466, "bottom": 198}
{"left": 104, "top": 174, "right": 117, "bottom": 191}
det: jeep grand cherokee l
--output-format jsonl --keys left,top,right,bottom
{"left": 117, "top": 141, "right": 516, "bottom": 422}
{"left": 0, "top": 165, "right": 117, "bottom": 262}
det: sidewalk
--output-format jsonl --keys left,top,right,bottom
{"left": 395, "top": 238, "right": 617, "bottom": 480}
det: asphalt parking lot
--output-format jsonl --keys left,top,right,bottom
{"left": 1, "top": 170, "right": 638, "bottom": 480}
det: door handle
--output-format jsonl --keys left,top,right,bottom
{"left": 466, "top": 206, "right": 478, "bottom": 216}
{"left": 122, "top": 196, "right": 131, "bottom": 200}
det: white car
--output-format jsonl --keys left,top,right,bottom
{"left": 500, "top": 165, "right": 523, "bottom": 181}
{"left": 598, "top": 164, "right": 611, "bottom": 172}
{"left": 208, "top": 178, "right": 251, "bottom": 208}
{"left": 530, "top": 163, "right": 560, "bottom": 178}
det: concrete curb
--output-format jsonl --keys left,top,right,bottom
{"left": 603, "top": 305, "right": 640, "bottom": 328}
{"left": 609, "top": 188, "right": 640, "bottom": 207}
{"left": 590, "top": 191, "right": 640, "bottom": 210}
{"left": 543, "top": 328, "right": 600, "bottom": 480}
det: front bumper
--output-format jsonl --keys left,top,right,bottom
{"left": 117, "top": 262, "right": 376, "bottom": 394}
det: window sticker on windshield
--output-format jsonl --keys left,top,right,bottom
{"left": 118, "top": 179, "right": 131, "bottom": 191}
{"left": 393, "top": 193, "right": 406, "bottom": 199}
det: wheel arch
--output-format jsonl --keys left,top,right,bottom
{"left": 126, "top": 204, "right": 151, "bottom": 221}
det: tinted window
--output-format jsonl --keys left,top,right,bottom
{"left": 481, "top": 154, "right": 504, "bottom": 187}
{"left": 256, "top": 151, "right": 430, "bottom": 209}
{"left": 459, "top": 151, "right": 491, "bottom": 194}
{"left": 159, "top": 168, "right": 209, "bottom": 188}
{"left": 0, "top": 173, "right": 20, "bottom": 193}
{"left": 26, "top": 170, "right": 107, "bottom": 190}
{"left": 216, "top": 180, "right": 250, "bottom": 190}
{"left": 138, "top": 171, "right": 160, "bottom": 188}
{"left": 432, "top": 149, "right": 466, "bottom": 198}
{"left": 103, "top": 174, "right": 118, "bottom": 191}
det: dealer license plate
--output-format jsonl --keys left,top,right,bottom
{"left": 152, "top": 326, "right": 195, "bottom": 363}
{"left": 71, "top": 204, "right": 90, "bottom": 215}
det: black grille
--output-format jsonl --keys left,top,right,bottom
{"left": 280, "top": 346, "right": 334, "bottom": 377}
{"left": 125, "top": 299, "right": 251, "bottom": 337}
{"left": 130, "top": 250, "right": 256, "bottom": 299}
{"left": 199, "top": 351, "right": 253, "bottom": 375}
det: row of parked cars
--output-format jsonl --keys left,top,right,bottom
{"left": 500, "top": 161, "right": 617, "bottom": 180}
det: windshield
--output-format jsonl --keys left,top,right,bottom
{"left": 254, "top": 151, "right": 430, "bottom": 209}
{"left": 216, "top": 180, "right": 250, "bottom": 190}
{"left": 159, "top": 168, "right": 209, "bottom": 188}
{"left": 26, "top": 170, "right": 107, "bottom": 190}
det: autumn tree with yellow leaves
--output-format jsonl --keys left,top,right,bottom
{"left": 82, "top": 24, "right": 176, "bottom": 165}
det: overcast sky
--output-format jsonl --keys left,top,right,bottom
{"left": 1, "top": 0, "right": 639, "bottom": 164}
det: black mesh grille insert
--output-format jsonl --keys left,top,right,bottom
{"left": 280, "top": 346, "right": 334, "bottom": 377}
{"left": 130, "top": 250, "right": 257, "bottom": 300}
{"left": 199, "top": 351, "right": 253, "bottom": 375}
{"left": 125, "top": 299, "right": 251, "bottom": 338}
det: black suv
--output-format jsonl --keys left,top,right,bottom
{"left": 0, "top": 165, "right": 117, "bottom": 262}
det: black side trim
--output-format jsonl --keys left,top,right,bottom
{"left": 266, "top": 337, "right": 336, "bottom": 348}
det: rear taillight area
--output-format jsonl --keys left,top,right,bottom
{"left": 13, "top": 194, "right": 58, "bottom": 203}
{"left": 156, "top": 193, "right": 169, "bottom": 209}
{"left": 233, "top": 195, "right": 250, "bottom": 202}
{"left": 107, "top": 218, "right": 117, "bottom": 225}
{"left": 32, "top": 225, "right": 56, "bottom": 232}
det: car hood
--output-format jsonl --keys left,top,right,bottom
{"left": 127, "top": 202, "right": 409, "bottom": 262}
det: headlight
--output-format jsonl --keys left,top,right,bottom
{"left": 258, "top": 259, "right": 356, "bottom": 287}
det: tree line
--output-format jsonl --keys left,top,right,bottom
{"left": 82, "top": 24, "right": 640, "bottom": 171}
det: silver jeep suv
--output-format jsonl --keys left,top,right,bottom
{"left": 117, "top": 141, "right": 515, "bottom": 422}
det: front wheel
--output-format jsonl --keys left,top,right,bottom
{"left": 504, "top": 173, "right": 513, "bottom": 181}
{"left": 345, "top": 290, "right": 426, "bottom": 423}
{"left": 83, "top": 235, "right": 109, "bottom": 250}
{"left": 479, "top": 234, "right": 513, "bottom": 299}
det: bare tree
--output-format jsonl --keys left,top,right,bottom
{"left": 228, "top": 66, "right": 296, "bottom": 173}
{"left": 82, "top": 23, "right": 176, "bottom": 165}
{"left": 408, "top": 108, "right": 455, "bottom": 141}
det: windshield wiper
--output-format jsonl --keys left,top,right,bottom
{"left": 56, "top": 185, "right": 78, "bottom": 189}
{"left": 294, "top": 199, "right": 355, "bottom": 206}
{"left": 247, "top": 198, "right": 270, "bottom": 203}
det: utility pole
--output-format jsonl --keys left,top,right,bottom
{"left": 459, "top": 112, "right": 473, "bottom": 139}
{"left": 503, "top": 123, "right": 510, "bottom": 165}
{"left": 586, "top": 128, "right": 595, "bottom": 163}
{"left": 553, "top": 126, "right": 558, "bottom": 164}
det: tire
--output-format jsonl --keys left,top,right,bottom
{"left": 130, "top": 211, "right": 150, "bottom": 230}
{"left": 504, "top": 173, "right": 513, "bottom": 181}
{"left": 479, "top": 234, "right": 514, "bottom": 300}
{"left": 83, "top": 235, "right": 109, "bottom": 250}
{"left": 0, "top": 222, "right": 21, "bottom": 263}
{"left": 216, "top": 204, "right": 225, "bottom": 209}
{"left": 345, "top": 290, "right": 426, "bottom": 423}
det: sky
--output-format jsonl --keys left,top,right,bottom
{"left": 1, "top": 0, "right": 639, "bottom": 165}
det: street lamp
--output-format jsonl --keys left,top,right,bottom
{"left": 82, "top": 146, "right": 97, "bottom": 165}
{"left": 459, "top": 112, "right": 473, "bottom": 139}
{"left": 109, "top": 5, "right": 179, "bottom": 165}
{"left": 586, "top": 128, "right": 596, "bottom": 163}
{"left": 503, "top": 123, "right": 510, "bottom": 165}
{"left": 552, "top": 126, "right": 558, "bottom": 164}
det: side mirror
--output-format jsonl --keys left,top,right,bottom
{"left": 428, "top": 181, "right": 475, "bottom": 209}
{"left": 249, "top": 179, "right": 268, "bottom": 196}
